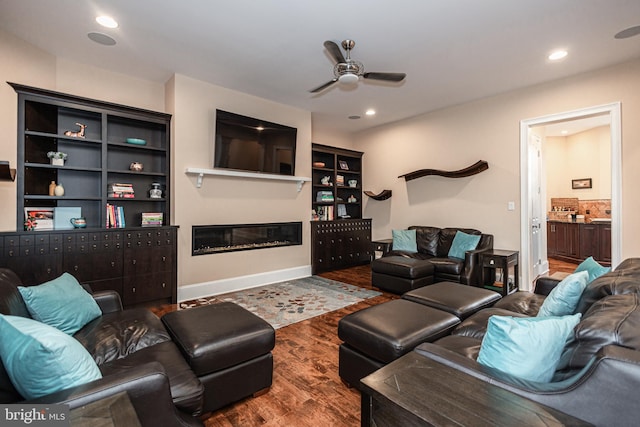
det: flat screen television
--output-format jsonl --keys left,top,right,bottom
{"left": 214, "top": 109, "right": 297, "bottom": 176}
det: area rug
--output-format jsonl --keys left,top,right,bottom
{"left": 179, "top": 276, "right": 381, "bottom": 329}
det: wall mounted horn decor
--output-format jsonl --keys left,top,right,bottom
{"left": 399, "top": 160, "right": 489, "bottom": 182}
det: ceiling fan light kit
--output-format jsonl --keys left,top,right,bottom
{"left": 310, "top": 39, "right": 406, "bottom": 93}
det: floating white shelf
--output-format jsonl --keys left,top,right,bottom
{"left": 185, "top": 167, "right": 311, "bottom": 191}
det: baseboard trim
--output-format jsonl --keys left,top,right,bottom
{"left": 178, "top": 265, "right": 313, "bottom": 302}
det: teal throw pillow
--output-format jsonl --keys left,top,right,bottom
{"left": 18, "top": 273, "right": 101, "bottom": 335}
{"left": 447, "top": 231, "right": 481, "bottom": 259}
{"left": 0, "top": 314, "right": 102, "bottom": 399}
{"left": 537, "top": 271, "right": 589, "bottom": 317}
{"left": 477, "top": 313, "right": 581, "bottom": 382}
{"left": 392, "top": 229, "right": 418, "bottom": 253}
{"left": 574, "top": 256, "right": 611, "bottom": 283}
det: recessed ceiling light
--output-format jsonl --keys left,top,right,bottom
{"left": 548, "top": 49, "right": 568, "bottom": 61}
{"left": 348, "top": 115, "right": 361, "bottom": 120}
{"left": 96, "top": 15, "right": 118, "bottom": 29}
{"left": 615, "top": 25, "right": 640, "bottom": 39}
{"left": 87, "top": 32, "right": 116, "bottom": 46}
{"left": 365, "top": 109, "right": 376, "bottom": 116}
{"left": 561, "top": 130, "right": 569, "bottom": 135}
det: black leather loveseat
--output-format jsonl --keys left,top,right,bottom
{"left": 0, "top": 268, "right": 275, "bottom": 426}
{"left": 404, "top": 258, "right": 640, "bottom": 426}
{"left": 371, "top": 226, "right": 493, "bottom": 293}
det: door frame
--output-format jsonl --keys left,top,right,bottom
{"left": 519, "top": 102, "right": 622, "bottom": 290}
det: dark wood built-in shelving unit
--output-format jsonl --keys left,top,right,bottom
{"left": 0, "top": 83, "right": 177, "bottom": 307}
{"left": 311, "top": 143, "right": 372, "bottom": 273}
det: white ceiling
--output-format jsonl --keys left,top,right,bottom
{"left": 1, "top": 0, "right": 639, "bottom": 134}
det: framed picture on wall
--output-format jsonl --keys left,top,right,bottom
{"left": 572, "top": 178, "right": 592, "bottom": 189}
{"left": 338, "top": 160, "right": 349, "bottom": 170}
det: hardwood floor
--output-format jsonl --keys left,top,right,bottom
{"left": 152, "top": 260, "right": 574, "bottom": 426}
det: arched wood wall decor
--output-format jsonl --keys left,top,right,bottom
{"left": 399, "top": 160, "right": 489, "bottom": 182}
{"left": 364, "top": 190, "right": 392, "bottom": 201}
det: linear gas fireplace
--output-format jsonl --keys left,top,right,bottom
{"left": 192, "top": 222, "right": 302, "bottom": 255}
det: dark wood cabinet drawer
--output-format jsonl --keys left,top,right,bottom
{"left": 311, "top": 219, "right": 372, "bottom": 274}
{"left": 0, "top": 227, "right": 177, "bottom": 307}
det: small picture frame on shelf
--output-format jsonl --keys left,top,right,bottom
{"left": 24, "top": 207, "right": 54, "bottom": 231}
{"left": 338, "top": 160, "right": 349, "bottom": 170}
{"left": 572, "top": 178, "right": 592, "bottom": 189}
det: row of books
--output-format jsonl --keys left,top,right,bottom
{"left": 108, "top": 183, "right": 135, "bottom": 198}
{"left": 106, "top": 203, "right": 126, "bottom": 228}
{"left": 315, "top": 205, "right": 334, "bottom": 221}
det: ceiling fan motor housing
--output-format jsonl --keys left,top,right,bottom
{"left": 334, "top": 60, "right": 363, "bottom": 84}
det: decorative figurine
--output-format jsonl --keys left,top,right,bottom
{"left": 64, "top": 123, "right": 87, "bottom": 138}
{"left": 129, "top": 162, "right": 144, "bottom": 172}
{"left": 321, "top": 176, "right": 331, "bottom": 186}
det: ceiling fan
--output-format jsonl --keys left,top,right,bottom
{"left": 309, "top": 40, "right": 407, "bottom": 93}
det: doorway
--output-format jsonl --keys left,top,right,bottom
{"left": 519, "top": 103, "right": 622, "bottom": 290}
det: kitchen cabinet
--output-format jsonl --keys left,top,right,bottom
{"left": 548, "top": 222, "right": 579, "bottom": 258}
{"left": 547, "top": 221, "right": 610, "bottom": 266}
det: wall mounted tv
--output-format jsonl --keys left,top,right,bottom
{"left": 214, "top": 109, "right": 297, "bottom": 176}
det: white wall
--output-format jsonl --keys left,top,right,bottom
{"left": 545, "top": 126, "right": 611, "bottom": 208}
{"left": 166, "top": 74, "right": 313, "bottom": 293}
{"left": 355, "top": 59, "right": 640, "bottom": 260}
{"left": 0, "top": 30, "right": 56, "bottom": 232}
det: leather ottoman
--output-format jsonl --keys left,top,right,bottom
{"left": 402, "top": 281, "right": 502, "bottom": 320}
{"left": 371, "top": 255, "right": 435, "bottom": 294}
{"left": 162, "top": 302, "right": 275, "bottom": 412}
{"left": 338, "top": 299, "right": 460, "bottom": 387}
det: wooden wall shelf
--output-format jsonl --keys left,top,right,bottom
{"left": 399, "top": 160, "right": 489, "bottom": 182}
{"left": 364, "top": 190, "right": 392, "bottom": 201}
{"left": 0, "top": 161, "right": 16, "bottom": 181}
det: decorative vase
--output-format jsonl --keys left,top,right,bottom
{"left": 149, "top": 183, "right": 162, "bottom": 199}
{"left": 54, "top": 183, "right": 64, "bottom": 196}
{"left": 48, "top": 181, "right": 56, "bottom": 196}
{"left": 51, "top": 158, "right": 64, "bottom": 166}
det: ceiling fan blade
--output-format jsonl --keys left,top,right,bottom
{"left": 323, "top": 40, "right": 346, "bottom": 64}
{"left": 363, "top": 72, "right": 406, "bottom": 82}
{"left": 309, "top": 79, "right": 338, "bottom": 93}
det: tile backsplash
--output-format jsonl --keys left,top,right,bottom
{"left": 549, "top": 197, "right": 611, "bottom": 222}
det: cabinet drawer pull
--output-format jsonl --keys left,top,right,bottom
{"left": 132, "top": 259, "right": 137, "bottom": 265}
{"left": 162, "top": 282, "right": 166, "bottom": 288}
{"left": 489, "top": 260, "right": 495, "bottom": 265}
{"left": 46, "top": 268, "right": 51, "bottom": 274}
{"left": 111, "top": 261, "right": 115, "bottom": 267}
{"left": 132, "top": 287, "right": 136, "bottom": 293}
{"left": 162, "top": 256, "right": 166, "bottom": 262}
{"left": 74, "top": 265, "right": 79, "bottom": 271}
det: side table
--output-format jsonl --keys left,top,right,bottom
{"left": 360, "top": 351, "right": 591, "bottom": 426}
{"left": 372, "top": 238, "right": 393, "bottom": 260}
{"left": 480, "top": 249, "right": 519, "bottom": 296}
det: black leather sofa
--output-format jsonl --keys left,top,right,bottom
{"left": 0, "top": 268, "right": 275, "bottom": 426}
{"left": 384, "top": 258, "right": 640, "bottom": 426}
{"left": 371, "top": 226, "right": 493, "bottom": 293}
